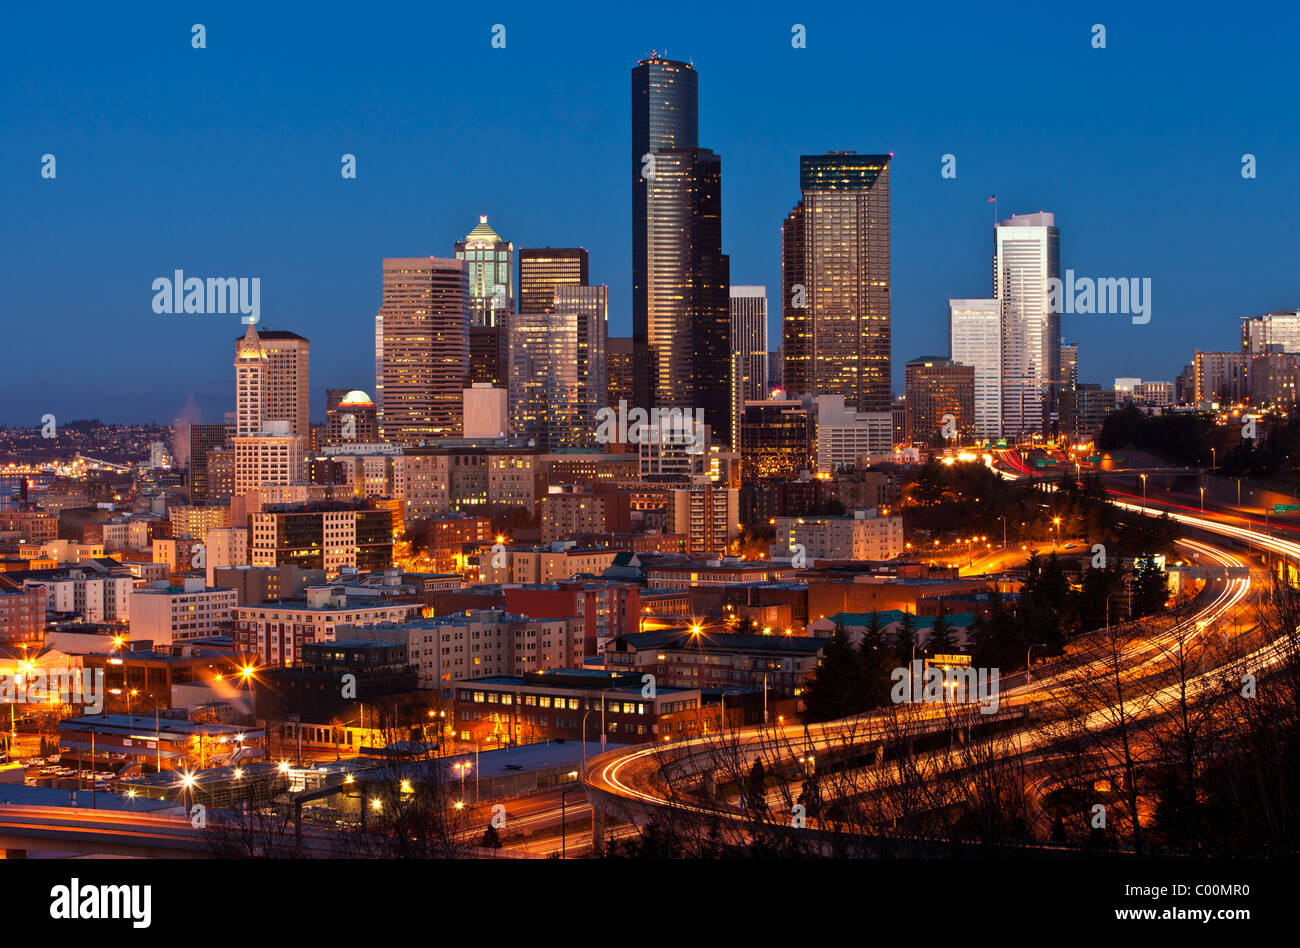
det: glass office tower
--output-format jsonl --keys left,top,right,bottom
{"left": 782, "top": 152, "right": 892, "bottom": 413}
{"left": 632, "top": 54, "right": 732, "bottom": 447}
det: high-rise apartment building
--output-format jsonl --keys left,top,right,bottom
{"left": 949, "top": 299, "right": 1002, "bottom": 440}
{"left": 994, "top": 212, "right": 1060, "bottom": 438}
{"left": 455, "top": 216, "right": 514, "bottom": 328}
{"left": 1192, "top": 351, "right": 1249, "bottom": 407}
{"left": 632, "top": 55, "right": 731, "bottom": 447}
{"left": 518, "top": 248, "right": 589, "bottom": 315}
{"left": 1241, "top": 309, "right": 1300, "bottom": 354}
{"left": 904, "top": 357, "right": 975, "bottom": 447}
{"left": 782, "top": 152, "right": 892, "bottom": 414}
{"left": 376, "top": 257, "right": 470, "bottom": 443}
{"left": 729, "top": 286, "right": 769, "bottom": 446}
{"left": 509, "top": 285, "right": 608, "bottom": 450}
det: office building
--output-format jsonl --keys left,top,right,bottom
{"left": 376, "top": 257, "right": 470, "bottom": 442}
{"left": 186, "top": 423, "right": 229, "bottom": 503}
{"left": 730, "top": 286, "right": 769, "bottom": 446}
{"left": 782, "top": 152, "right": 892, "bottom": 412}
{"left": 740, "top": 398, "right": 815, "bottom": 480}
{"left": 518, "top": 247, "right": 589, "bottom": 315}
{"left": 772, "top": 508, "right": 904, "bottom": 563}
{"left": 607, "top": 337, "right": 635, "bottom": 410}
{"left": 463, "top": 383, "right": 509, "bottom": 439}
{"left": 324, "top": 390, "right": 379, "bottom": 446}
{"left": 995, "top": 212, "right": 1060, "bottom": 437}
{"left": 249, "top": 502, "right": 394, "bottom": 579}
{"left": 509, "top": 285, "right": 608, "bottom": 450}
{"left": 454, "top": 215, "right": 514, "bottom": 328}
{"left": 128, "top": 577, "right": 237, "bottom": 646}
{"left": 904, "top": 357, "right": 975, "bottom": 446}
{"left": 949, "top": 298, "right": 1002, "bottom": 439}
{"left": 632, "top": 55, "right": 731, "bottom": 446}
{"left": 814, "top": 395, "right": 893, "bottom": 473}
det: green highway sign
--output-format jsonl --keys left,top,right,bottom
{"left": 1274, "top": 504, "right": 1298, "bottom": 513}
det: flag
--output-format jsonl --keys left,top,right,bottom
{"left": 987, "top": 194, "right": 997, "bottom": 203}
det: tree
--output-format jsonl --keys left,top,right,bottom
{"left": 894, "top": 612, "right": 918, "bottom": 668}
{"left": 803, "top": 625, "right": 862, "bottom": 722}
{"left": 481, "top": 824, "right": 503, "bottom": 849}
{"left": 927, "top": 604, "right": 957, "bottom": 656}
{"left": 1131, "top": 554, "right": 1170, "bottom": 617}
{"left": 857, "top": 612, "right": 894, "bottom": 707}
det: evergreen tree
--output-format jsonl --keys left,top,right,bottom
{"left": 1132, "top": 554, "right": 1171, "bottom": 617}
{"left": 927, "top": 604, "right": 956, "bottom": 655}
{"left": 894, "top": 611, "right": 918, "bottom": 668}
{"left": 803, "top": 625, "right": 861, "bottom": 722}
{"left": 857, "top": 612, "right": 893, "bottom": 708}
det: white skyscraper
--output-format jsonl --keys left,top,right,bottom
{"left": 949, "top": 298, "right": 1003, "bottom": 439}
{"left": 994, "top": 213, "right": 1060, "bottom": 438}
{"left": 729, "top": 286, "right": 769, "bottom": 447}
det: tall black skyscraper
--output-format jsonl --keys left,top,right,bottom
{"left": 632, "top": 54, "right": 732, "bottom": 447}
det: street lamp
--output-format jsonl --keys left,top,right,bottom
{"left": 1139, "top": 473, "right": 1147, "bottom": 503}
{"left": 1052, "top": 517, "right": 1061, "bottom": 549}
{"left": 1200, "top": 485, "right": 1206, "bottom": 512}
{"left": 559, "top": 770, "right": 580, "bottom": 859}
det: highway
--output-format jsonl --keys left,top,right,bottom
{"left": 582, "top": 451, "right": 1288, "bottom": 847}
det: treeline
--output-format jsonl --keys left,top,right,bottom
{"left": 802, "top": 551, "right": 1170, "bottom": 723}
{"left": 1218, "top": 408, "right": 1300, "bottom": 479}
{"left": 1098, "top": 404, "right": 1214, "bottom": 465}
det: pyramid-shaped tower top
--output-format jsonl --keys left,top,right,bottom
{"left": 235, "top": 321, "right": 267, "bottom": 361}
{"left": 463, "top": 214, "right": 505, "bottom": 248}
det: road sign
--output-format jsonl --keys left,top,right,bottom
{"left": 1274, "top": 504, "right": 1297, "bottom": 513}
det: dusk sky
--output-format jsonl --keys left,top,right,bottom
{"left": 4, "top": 1, "right": 1298, "bottom": 426}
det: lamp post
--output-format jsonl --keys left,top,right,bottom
{"left": 1026, "top": 643, "right": 1048, "bottom": 684}
{"left": 1200, "top": 485, "right": 1206, "bottom": 512}
{"left": 1052, "top": 517, "right": 1061, "bottom": 549}
{"left": 1139, "top": 473, "right": 1147, "bottom": 503}
{"left": 559, "top": 770, "right": 579, "bottom": 859}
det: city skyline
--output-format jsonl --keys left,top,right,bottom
{"left": 7, "top": 6, "right": 1298, "bottom": 425}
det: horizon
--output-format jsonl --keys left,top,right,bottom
{"left": 4, "top": 2, "right": 1298, "bottom": 425}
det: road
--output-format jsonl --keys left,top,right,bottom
{"left": 582, "top": 453, "right": 1283, "bottom": 845}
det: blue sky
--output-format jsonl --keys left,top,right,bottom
{"left": 3, "top": 0, "right": 1298, "bottom": 425}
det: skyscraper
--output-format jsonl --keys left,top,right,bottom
{"left": 509, "top": 284, "right": 608, "bottom": 450}
{"left": 233, "top": 323, "right": 308, "bottom": 492}
{"left": 606, "top": 337, "right": 635, "bottom": 409}
{"left": 376, "top": 257, "right": 469, "bottom": 443}
{"left": 782, "top": 152, "right": 892, "bottom": 413}
{"left": 994, "top": 212, "right": 1060, "bottom": 438}
{"left": 949, "top": 299, "right": 1002, "bottom": 439}
{"left": 518, "top": 248, "right": 589, "bottom": 315}
{"left": 729, "top": 286, "right": 769, "bottom": 444}
{"left": 454, "top": 216, "right": 514, "bottom": 328}
{"left": 904, "top": 357, "right": 975, "bottom": 447}
{"left": 233, "top": 328, "right": 309, "bottom": 438}
{"left": 632, "top": 54, "right": 731, "bottom": 447}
